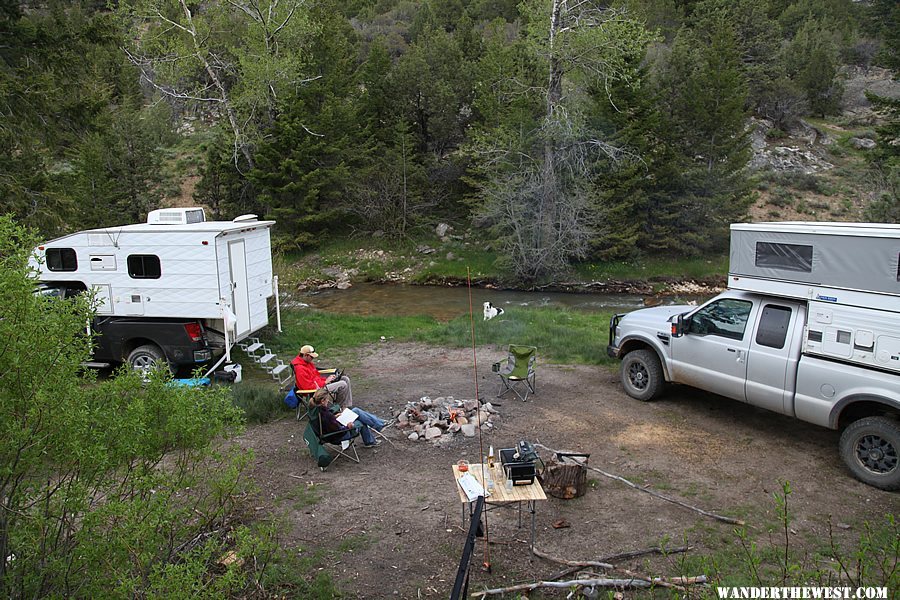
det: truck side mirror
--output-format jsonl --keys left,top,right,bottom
{"left": 671, "top": 313, "right": 686, "bottom": 337}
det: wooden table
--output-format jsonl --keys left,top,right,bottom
{"left": 452, "top": 463, "right": 547, "bottom": 553}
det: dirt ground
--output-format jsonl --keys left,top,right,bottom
{"left": 235, "top": 343, "right": 897, "bottom": 598}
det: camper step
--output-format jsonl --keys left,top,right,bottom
{"left": 245, "top": 342, "right": 264, "bottom": 354}
{"left": 271, "top": 364, "right": 290, "bottom": 376}
{"left": 258, "top": 353, "right": 276, "bottom": 364}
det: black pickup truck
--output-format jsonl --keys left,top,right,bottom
{"left": 37, "top": 283, "right": 216, "bottom": 372}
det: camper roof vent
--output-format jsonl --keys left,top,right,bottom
{"left": 232, "top": 214, "right": 259, "bottom": 223}
{"left": 147, "top": 208, "right": 206, "bottom": 225}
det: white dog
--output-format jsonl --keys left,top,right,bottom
{"left": 483, "top": 301, "right": 505, "bottom": 321}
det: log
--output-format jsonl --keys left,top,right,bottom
{"left": 539, "top": 457, "right": 588, "bottom": 499}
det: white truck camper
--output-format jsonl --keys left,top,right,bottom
{"left": 608, "top": 222, "right": 900, "bottom": 490}
{"left": 31, "top": 208, "right": 281, "bottom": 372}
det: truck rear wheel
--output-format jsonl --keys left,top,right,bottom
{"left": 839, "top": 417, "right": 900, "bottom": 491}
{"left": 127, "top": 344, "right": 172, "bottom": 376}
{"left": 620, "top": 349, "right": 664, "bottom": 402}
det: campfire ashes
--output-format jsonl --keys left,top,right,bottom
{"left": 395, "top": 396, "right": 499, "bottom": 441}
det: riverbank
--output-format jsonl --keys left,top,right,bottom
{"left": 277, "top": 233, "right": 728, "bottom": 297}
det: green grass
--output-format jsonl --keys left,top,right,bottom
{"left": 269, "top": 306, "right": 618, "bottom": 366}
{"left": 276, "top": 236, "right": 497, "bottom": 284}
{"left": 287, "top": 483, "right": 326, "bottom": 510}
{"left": 572, "top": 254, "right": 728, "bottom": 281}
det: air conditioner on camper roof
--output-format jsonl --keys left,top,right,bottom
{"left": 147, "top": 208, "right": 206, "bottom": 225}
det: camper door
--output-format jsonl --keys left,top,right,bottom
{"left": 227, "top": 240, "right": 252, "bottom": 338}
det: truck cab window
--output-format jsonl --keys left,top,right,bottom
{"left": 46, "top": 248, "right": 77, "bottom": 272}
{"left": 688, "top": 299, "right": 752, "bottom": 340}
{"left": 127, "top": 254, "right": 161, "bottom": 279}
{"left": 756, "top": 305, "right": 792, "bottom": 349}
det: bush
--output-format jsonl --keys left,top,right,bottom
{"left": 231, "top": 382, "right": 289, "bottom": 424}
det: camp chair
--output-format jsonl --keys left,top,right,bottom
{"left": 294, "top": 368, "right": 338, "bottom": 420}
{"left": 492, "top": 345, "right": 537, "bottom": 401}
{"left": 304, "top": 404, "right": 361, "bottom": 471}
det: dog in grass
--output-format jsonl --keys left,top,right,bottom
{"left": 483, "top": 301, "right": 505, "bottom": 321}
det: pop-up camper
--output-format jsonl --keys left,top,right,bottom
{"left": 31, "top": 208, "right": 281, "bottom": 371}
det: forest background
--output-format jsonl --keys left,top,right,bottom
{"left": 1, "top": 0, "right": 898, "bottom": 283}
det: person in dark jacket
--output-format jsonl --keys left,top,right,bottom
{"left": 312, "top": 388, "right": 385, "bottom": 447}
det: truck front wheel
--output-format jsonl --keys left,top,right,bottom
{"left": 127, "top": 344, "right": 172, "bottom": 376}
{"left": 620, "top": 349, "right": 664, "bottom": 402}
{"left": 839, "top": 417, "right": 900, "bottom": 491}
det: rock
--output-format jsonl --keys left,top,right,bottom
{"left": 424, "top": 427, "right": 442, "bottom": 440}
{"left": 336, "top": 281, "right": 352, "bottom": 290}
{"left": 482, "top": 402, "right": 498, "bottom": 414}
{"left": 446, "top": 252, "right": 455, "bottom": 261}
{"left": 461, "top": 424, "right": 477, "bottom": 437}
{"left": 849, "top": 137, "right": 876, "bottom": 150}
{"left": 408, "top": 432, "right": 419, "bottom": 441}
{"left": 456, "top": 416, "right": 468, "bottom": 425}
{"left": 435, "top": 223, "right": 451, "bottom": 237}
{"left": 448, "top": 422, "right": 461, "bottom": 433}
{"left": 372, "top": 230, "right": 384, "bottom": 238}
{"left": 463, "top": 399, "right": 479, "bottom": 412}
{"left": 416, "top": 245, "right": 435, "bottom": 255}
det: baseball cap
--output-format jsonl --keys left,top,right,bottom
{"left": 300, "top": 344, "right": 318, "bottom": 358}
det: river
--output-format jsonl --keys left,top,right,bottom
{"left": 294, "top": 282, "right": 703, "bottom": 321}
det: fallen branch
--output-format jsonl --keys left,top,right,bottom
{"left": 535, "top": 443, "right": 744, "bottom": 526}
{"left": 532, "top": 547, "right": 613, "bottom": 570}
{"left": 470, "top": 574, "right": 708, "bottom": 597}
{"left": 542, "top": 545, "right": 693, "bottom": 581}
{"left": 599, "top": 545, "right": 691, "bottom": 562}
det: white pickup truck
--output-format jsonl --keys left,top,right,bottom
{"left": 606, "top": 223, "right": 900, "bottom": 491}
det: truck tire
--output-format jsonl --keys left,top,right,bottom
{"left": 620, "top": 349, "right": 664, "bottom": 402}
{"left": 127, "top": 344, "right": 172, "bottom": 375}
{"left": 839, "top": 417, "right": 900, "bottom": 491}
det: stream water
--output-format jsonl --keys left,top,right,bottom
{"left": 295, "top": 282, "right": 704, "bottom": 321}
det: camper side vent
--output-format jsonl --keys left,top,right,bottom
{"left": 147, "top": 208, "right": 206, "bottom": 225}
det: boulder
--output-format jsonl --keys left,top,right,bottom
{"left": 461, "top": 424, "right": 477, "bottom": 437}
{"left": 424, "top": 427, "right": 442, "bottom": 440}
{"left": 435, "top": 223, "right": 451, "bottom": 237}
{"left": 849, "top": 137, "right": 876, "bottom": 150}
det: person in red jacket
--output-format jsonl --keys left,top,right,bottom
{"left": 290, "top": 344, "right": 353, "bottom": 408}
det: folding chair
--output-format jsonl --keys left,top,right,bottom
{"left": 304, "top": 405, "right": 361, "bottom": 471}
{"left": 294, "top": 368, "right": 338, "bottom": 420}
{"left": 492, "top": 344, "right": 537, "bottom": 401}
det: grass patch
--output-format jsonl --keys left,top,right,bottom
{"left": 287, "top": 483, "right": 326, "bottom": 510}
{"left": 268, "top": 306, "right": 618, "bottom": 366}
{"left": 277, "top": 236, "right": 498, "bottom": 285}
{"left": 231, "top": 382, "right": 288, "bottom": 423}
{"left": 572, "top": 255, "right": 728, "bottom": 281}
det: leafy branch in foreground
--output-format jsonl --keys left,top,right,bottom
{"left": 0, "top": 215, "right": 279, "bottom": 597}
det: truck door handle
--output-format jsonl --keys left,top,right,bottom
{"left": 727, "top": 348, "right": 745, "bottom": 363}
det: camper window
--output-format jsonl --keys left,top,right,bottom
{"left": 755, "top": 242, "right": 813, "bottom": 273}
{"left": 46, "top": 248, "right": 77, "bottom": 272}
{"left": 127, "top": 254, "right": 161, "bottom": 279}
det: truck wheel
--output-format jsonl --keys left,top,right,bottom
{"left": 620, "top": 349, "right": 663, "bottom": 402}
{"left": 127, "top": 344, "right": 171, "bottom": 376}
{"left": 839, "top": 417, "right": 900, "bottom": 491}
